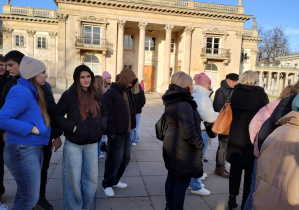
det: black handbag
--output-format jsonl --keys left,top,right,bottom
{"left": 155, "top": 113, "right": 168, "bottom": 141}
{"left": 203, "top": 121, "right": 217, "bottom": 138}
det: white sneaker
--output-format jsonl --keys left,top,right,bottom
{"left": 98, "top": 154, "right": 105, "bottom": 159}
{"left": 113, "top": 181, "right": 127, "bottom": 188}
{"left": 0, "top": 204, "right": 8, "bottom": 210}
{"left": 199, "top": 176, "right": 205, "bottom": 181}
{"left": 131, "top": 143, "right": 137, "bottom": 146}
{"left": 188, "top": 183, "right": 204, "bottom": 190}
{"left": 191, "top": 188, "right": 211, "bottom": 196}
{"left": 203, "top": 173, "right": 208, "bottom": 178}
{"left": 103, "top": 187, "right": 114, "bottom": 197}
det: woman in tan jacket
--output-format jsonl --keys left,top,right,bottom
{"left": 253, "top": 110, "right": 299, "bottom": 210}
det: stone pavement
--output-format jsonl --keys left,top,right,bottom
{"left": 2, "top": 93, "right": 244, "bottom": 210}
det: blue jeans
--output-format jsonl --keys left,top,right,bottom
{"left": 102, "top": 133, "right": 131, "bottom": 188}
{"left": 63, "top": 140, "right": 98, "bottom": 210}
{"left": 165, "top": 172, "right": 191, "bottom": 210}
{"left": 190, "top": 131, "right": 209, "bottom": 190}
{"left": 130, "top": 113, "right": 141, "bottom": 144}
{"left": 4, "top": 143, "right": 43, "bottom": 210}
{"left": 243, "top": 157, "right": 257, "bottom": 210}
{"left": 98, "top": 135, "right": 107, "bottom": 156}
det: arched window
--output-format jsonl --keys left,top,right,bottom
{"left": 83, "top": 55, "right": 100, "bottom": 75}
{"left": 204, "top": 63, "right": 218, "bottom": 91}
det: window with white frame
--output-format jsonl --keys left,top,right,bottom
{"left": 15, "top": 35, "right": 25, "bottom": 47}
{"left": 83, "top": 25, "right": 101, "bottom": 45}
{"left": 206, "top": 37, "right": 220, "bottom": 54}
{"left": 145, "top": 37, "right": 155, "bottom": 51}
{"left": 124, "top": 35, "right": 133, "bottom": 50}
{"left": 171, "top": 39, "right": 175, "bottom": 53}
{"left": 37, "top": 37, "right": 47, "bottom": 49}
{"left": 83, "top": 54, "right": 100, "bottom": 74}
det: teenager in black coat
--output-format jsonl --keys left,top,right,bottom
{"left": 54, "top": 65, "right": 107, "bottom": 209}
{"left": 162, "top": 72, "right": 204, "bottom": 210}
{"left": 227, "top": 71, "right": 269, "bottom": 210}
{"left": 102, "top": 68, "right": 137, "bottom": 197}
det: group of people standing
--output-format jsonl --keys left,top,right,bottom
{"left": 0, "top": 50, "right": 146, "bottom": 210}
{"left": 161, "top": 70, "right": 299, "bottom": 210}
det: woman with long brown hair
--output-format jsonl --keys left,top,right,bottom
{"left": 0, "top": 56, "right": 51, "bottom": 210}
{"left": 54, "top": 65, "right": 107, "bottom": 209}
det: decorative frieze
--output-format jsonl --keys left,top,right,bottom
{"left": 82, "top": 16, "right": 106, "bottom": 22}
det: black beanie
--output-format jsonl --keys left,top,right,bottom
{"left": 226, "top": 73, "right": 239, "bottom": 81}
{"left": 73, "top": 65, "right": 95, "bottom": 83}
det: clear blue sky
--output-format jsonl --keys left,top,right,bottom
{"left": 1, "top": 0, "right": 298, "bottom": 52}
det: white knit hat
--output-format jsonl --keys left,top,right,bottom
{"left": 20, "top": 56, "right": 47, "bottom": 79}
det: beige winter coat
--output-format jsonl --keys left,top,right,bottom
{"left": 253, "top": 111, "right": 299, "bottom": 210}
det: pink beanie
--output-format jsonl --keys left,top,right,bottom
{"left": 102, "top": 71, "right": 111, "bottom": 80}
{"left": 193, "top": 73, "right": 211, "bottom": 86}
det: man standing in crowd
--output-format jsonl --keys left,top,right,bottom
{"left": 0, "top": 55, "right": 12, "bottom": 201}
{"left": 1, "top": 51, "right": 62, "bottom": 210}
{"left": 102, "top": 68, "right": 137, "bottom": 197}
{"left": 213, "top": 73, "right": 239, "bottom": 178}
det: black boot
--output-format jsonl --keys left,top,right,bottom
{"left": 228, "top": 195, "right": 238, "bottom": 210}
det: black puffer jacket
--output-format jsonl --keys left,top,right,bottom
{"left": 0, "top": 75, "right": 20, "bottom": 109}
{"left": 227, "top": 84, "right": 269, "bottom": 167}
{"left": 105, "top": 82, "right": 136, "bottom": 136}
{"left": 162, "top": 84, "right": 204, "bottom": 178}
{"left": 132, "top": 84, "right": 146, "bottom": 114}
{"left": 54, "top": 84, "right": 107, "bottom": 145}
{"left": 258, "top": 95, "right": 295, "bottom": 150}
{"left": 0, "top": 71, "right": 12, "bottom": 99}
{"left": 213, "top": 80, "right": 233, "bottom": 112}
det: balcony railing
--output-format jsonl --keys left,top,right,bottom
{"left": 3, "top": 5, "right": 56, "bottom": 18}
{"left": 75, "top": 37, "right": 113, "bottom": 51}
{"left": 201, "top": 48, "right": 231, "bottom": 59}
{"left": 113, "top": 0, "right": 242, "bottom": 14}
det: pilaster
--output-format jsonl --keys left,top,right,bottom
{"left": 117, "top": 20, "right": 126, "bottom": 74}
{"left": 27, "top": 30, "right": 35, "bottom": 57}
{"left": 183, "top": 26, "right": 194, "bottom": 74}
{"left": 137, "top": 22, "right": 147, "bottom": 81}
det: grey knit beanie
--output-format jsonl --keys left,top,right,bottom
{"left": 171, "top": 72, "right": 193, "bottom": 88}
{"left": 20, "top": 56, "right": 47, "bottom": 79}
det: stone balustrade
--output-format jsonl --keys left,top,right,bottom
{"left": 3, "top": 5, "right": 56, "bottom": 18}
{"left": 201, "top": 47, "right": 231, "bottom": 59}
{"left": 75, "top": 37, "right": 113, "bottom": 51}
{"left": 112, "top": 0, "right": 242, "bottom": 14}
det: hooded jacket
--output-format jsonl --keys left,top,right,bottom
{"left": 213, "top": 79, "right": 233, "bottom": 112}
{"left": 162, "top": 84, "right": 204, "bottom": 178}
{"left": 253, "top": 111, "right": 299, "bottom": 210}
{"left": 249, "top": 99, "right": 281, "bottom": 157}
{"left": 54, "top": 65, "right": 107, "bottom": 145}
{"left": 0, "top": 77, "right": 51, "bottom": 145}
{"left": 104, "top": 68, "right": 137, "bottom": 137}
{"left": 227, "top": 84, "right": 269, "bottom": 167}
{"left": 192, "top": 85, "right": 218, "bottom": 130}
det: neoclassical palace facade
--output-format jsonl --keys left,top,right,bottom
{"left": 1, "top": 0, "right": 263, "bottom": 92}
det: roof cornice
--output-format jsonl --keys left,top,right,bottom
{"left": 55, "top": 0, "right": 252, "bottom": 22}
{"left": 0, "top": 14, "right": 58, "bottom": 24}
{"left": 242, "top": 36, "right": 263, "bottom": 43}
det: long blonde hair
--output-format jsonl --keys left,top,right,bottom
{"left": 28, "top": 78, "right": 50, "bottom": 128}
{"left": 131, "top": 81, "right": 140, "bottom": 94}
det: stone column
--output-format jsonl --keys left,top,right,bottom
{"left": 48, "top": 32, "right": 57, "bottom": 86}
{"left": 117, "top": 20, "right": 126, "bottom": 74}
{"left": 267, "top": 72, "right": 271, "bottom": 90}
{"left": 56, "top": 13, "right": 68, "bottom": 89}
{"left": 271, "top": 73, "right": 275, "bottom": 91}
{"left": 137, "top": 22, "right": 147, "bottom": 81}
{"left": 2, "top": 28, "right": 14, "bottom": 55}
{"left": 161, "top": 25, "right": 174, "bottom": 93}
{"left": 276, "top": 72, "right": 281, "bottom": 90}
{"left": 259, "top": 71, "right": 263, "bottom": 86}
{"left": 183, "top": 27, "right": 194, "bottom": 74}
{"left": 26, "top": 30, "right": 35, "bottom": 57}
{"left": 284, "top": 73, "right": 289, "bottom": 87}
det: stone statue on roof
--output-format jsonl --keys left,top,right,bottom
{"left": 238, "top": 0, "right": 242, "bottom": 6}
{"left": 7, "top": 0, "right": 10, "bottom": 4}
{"left": 253, "top": 17, "right": 257, "bottom": 29}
